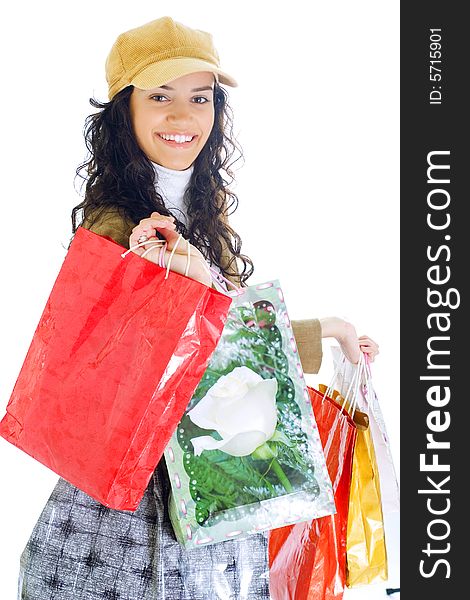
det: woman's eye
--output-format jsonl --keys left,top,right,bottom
{"left": 149, "top": 95, "right": 210, "bottom": 104}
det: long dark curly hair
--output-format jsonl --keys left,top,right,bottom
{"left": 71, "top": 82, "right": 254, "bottom": 285}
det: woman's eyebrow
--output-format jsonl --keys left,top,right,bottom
{"left": 158, "top": 85, "right": 214, "bottom": 92}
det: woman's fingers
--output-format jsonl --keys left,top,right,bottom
{"left": 358, "top": 335, "right": 377, "bottom": 343}
{"left": 359, "top": 340, "right": 378, "bottom": 347}
{"left": 130, "top": 213, "right": 197, "bottom": 260}
{"left": 358, "top": 335, "right": 379, "bottom": 361}
{"left": 130, "top": 214, "right": 177, "bottom": 249}
{"left": 151, "top": 211, "right": 176, "bottom": 222}
{"left": 128, "top": 213, "right": 212, "bottom": 283}
{"left": 133, "top": 218, "right": 176, "bottom": 235}
{"left": 128, "top": 235, "right": 164, "bottom": 258}
{"left": 156, "top": 225, "right": 185, "bottom": 250}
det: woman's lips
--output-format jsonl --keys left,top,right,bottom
{"left": 156, "top": 134, "right": 198, "bottom": 148}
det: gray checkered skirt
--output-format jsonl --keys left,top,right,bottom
{"left": 18, "top": 459, "right": 271, "bottom": 599}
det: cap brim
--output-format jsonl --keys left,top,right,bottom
{"left": 131, "top": 57, "right": 238, "bottom": 89}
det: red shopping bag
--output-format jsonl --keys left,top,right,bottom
{"left": 0, "top": 227, "right": 232, "bottom": 511}
{"left": 269, "top": 386, "right": 357, "bottom": 600}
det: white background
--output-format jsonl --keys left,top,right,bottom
{"left": 0, "top": 1, "right": 399, "bottom": 598}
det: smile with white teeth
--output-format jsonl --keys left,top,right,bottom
{"left": 158, "top": 133, "right": 195, "bottom": 143}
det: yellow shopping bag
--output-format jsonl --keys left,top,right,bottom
{"left": 346, "top": 422, "right": 388, "bottom": 587}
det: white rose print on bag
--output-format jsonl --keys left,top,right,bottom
{"left": 188, "top": 366, "right": 279, "bottom": 457}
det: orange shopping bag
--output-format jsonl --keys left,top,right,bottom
{"left": 269, "top": 385, "right": 357, "bottom": 599}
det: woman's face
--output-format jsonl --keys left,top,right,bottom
{"left": 130, "top": 71, "right": 216, "bottom": 171}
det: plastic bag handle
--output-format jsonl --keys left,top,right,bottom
{"left": 323, "top": 351, "right": 366, "bottom": 418}
{"left": 121, "top": 238, "right": 245, "bottom": 293}
{"left": 340, "top": 352, "right": 365, "bottom": 416}
{"left": 321, "top": 352, "right": 348, "bottom": 405}
{"left": 121, "top": 235, "right": 190, "bottom": 280}
{"left": 363, "top": 351, "right": 372, "bottom": 383}
{"left": 208, "top": 266, "right": 243, "bottom": 294}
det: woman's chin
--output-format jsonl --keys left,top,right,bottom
{"left": 151, "top": 156, "right": 194, "bottom": 171}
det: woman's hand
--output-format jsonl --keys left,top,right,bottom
{"left": 357, "top": 335, "right": 379, "bottom": 363}
{"left": 129, "top": 212, "right": 212, "bottom": 286}
{"left": 319, "top": 317, "right": 379, "bottom": 364}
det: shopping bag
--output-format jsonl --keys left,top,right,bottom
{"left": 331, "top": 349, "right": 396, "bottom": 587}
{"left": 0, "top": 226, "right": 232, "bottom": 511}
{"left": 346, "top": 424, "right": 388, "bottom": 586}
{"left": 330, "top": 352, "right": 388, "bottom": 587}
{"left": 268, "top": 384, "right": 357, "bottom": 600}
{"left": 164, "top": 280, "right": 336, "bottom": 549}
{"left": 331, "top": 347, "right": 399, "bottom": 514}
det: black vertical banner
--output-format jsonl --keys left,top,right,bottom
{"left": 401, "top": 3, "right": 466, "bottom": 598}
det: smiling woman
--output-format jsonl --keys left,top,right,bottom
{"left": 12, "top": 13, "right": 381, "bottom": 600}
{"left": 129, "top": 72, "right": 216, "bottom": 170}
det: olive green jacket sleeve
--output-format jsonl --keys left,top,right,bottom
{"left": 80, "top": 209, "right": 323, "bottom": 374}
{"left": 81, "top": 207, "right": 136, "bottom": 249}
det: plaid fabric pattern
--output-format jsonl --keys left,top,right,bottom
{"left": 18, "top": 459, "right": 271, "bottom": 599}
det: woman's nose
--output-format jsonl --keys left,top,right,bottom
{"left": 167, "top": 101, "right": 192, "bottom": 125}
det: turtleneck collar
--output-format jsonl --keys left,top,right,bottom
{"left": 151, "top": 161, "right": 194, "bottom": 227}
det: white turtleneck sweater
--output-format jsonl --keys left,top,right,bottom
{"left": 151, "top": 161, "right": 228, "bottom": 293}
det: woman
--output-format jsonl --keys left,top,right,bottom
{"left": 18, "top": 17, "right": 378, "bottom": 599}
